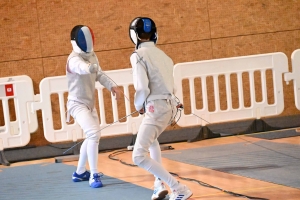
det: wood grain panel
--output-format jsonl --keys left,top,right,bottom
{"left": 0, "top": 1, "right": 41, "bottom": 62}
{"left": 208, "top": 0, "right": 300, "bottom": 38}
{"left": 37, "top": 0, "right": 210, "bottom": 57}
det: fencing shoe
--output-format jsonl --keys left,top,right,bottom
{"left": 89, "top": 173, "right": 103, "bottom": 188}
{"left": 72, "top": 171, "right": 90, "bottom": 182}
{"left": 169, "top": 184, "right": 193, "bottom": 200}
{"left": 151, "top": 178, "right": 168, "bottom": 200}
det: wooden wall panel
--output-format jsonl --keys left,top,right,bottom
{"left": 43, "top": 56, "right": 68, "bottom": 77}
{"left": 0, "top": 1, "right": 41, "bottom": 62}
{"left": 159, "top": 40, "right": 213, "bottom": 64}
{"left": 36, "top": 0, "right": 210, "bottom": 57}
{"left": 0, "top": 59, "right": 44, "bottom": 93}
{"left": 211, "top": 30, "right": 300, "bottom": 60}
{"left": 208, "top": 0, "right": 300, "bottom": 38}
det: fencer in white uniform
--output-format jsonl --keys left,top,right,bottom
{"left": 129, "top": 17, "right": 193, "bottom": 200}
{"left": 66, "top": 25, "right": 121, "bottom": 188}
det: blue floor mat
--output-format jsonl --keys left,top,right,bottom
{"left": 162, "top": 140, "right": 300, "bottom": 189}
{"left": 0, "top": 163, "right": 156, "bottom": 200}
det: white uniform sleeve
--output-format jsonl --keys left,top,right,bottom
{"left": 67, "top": 56, "right": 91, "bottom": 74}
{"left": 96, "top": 68, "right": 116, "bottom": 91}
{"left": 130, "top": 53, "right": 150, "bottom": 111}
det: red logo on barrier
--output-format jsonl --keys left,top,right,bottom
{"left": 5, "top": 84, "right": 14, "bottom": 96}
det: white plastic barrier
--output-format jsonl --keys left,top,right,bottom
{"left": 174, "top": 52, "right": 288, "bottom": 127}
{"left": 0, "top": 52, "right": 291, "bottom": 146}
{"left": 0, "top": 75, "right": 38, "bottom": 150}
{"left": 31, "top": 69, "right": 143, "bottom": 143}
{"left": 284, "top": 49, "right": 300, "bottom": 110}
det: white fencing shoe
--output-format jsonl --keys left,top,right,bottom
{"left": 151, "top": 178, "right": 168, "bottom": 200}
{"left": 169, "top": 184, "right": 193, "bottom": 200}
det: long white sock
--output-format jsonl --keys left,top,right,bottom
{"left": 136, "top": 155, "right": 178, "bottom": 189}
{"left": 76, "top": 139, "right": 88, "bottom": 175}
{"left": 87, "top": 139, "right": 99, "bottom": 175}
{"left": 149, "top": 139, "right": 162, "bottom": 180}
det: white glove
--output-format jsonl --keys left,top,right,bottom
{"left": 88, "top": 63, "right": 99, "bottom": 73}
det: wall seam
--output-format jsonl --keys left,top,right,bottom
{"left": 0, "top": 29, "right": 299, "bottom": 64}
{"left": 35, "top": 0, "right": 45, "bottom": 78}
{"left": 206, "top": 0, "right": 214, "bottom": 59}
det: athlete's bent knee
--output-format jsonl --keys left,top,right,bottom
{"left": 86, "top": 135, "right": 99, "bottom": 142}
{"left": 132, "top": 154, "right": 146, "bottom": 166}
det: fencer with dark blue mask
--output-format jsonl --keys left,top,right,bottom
{"left": 129, "top": 17, "right": 158, "bottom": 49}
{"left": 128, "top": 17, "right": 193, "bottom": 200}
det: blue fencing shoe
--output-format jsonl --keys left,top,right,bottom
{"left": 72, "top": 171, "right": 90, "bottom": 182}
{"left": 89, "top": 173, "right": 104, "bottom": 188}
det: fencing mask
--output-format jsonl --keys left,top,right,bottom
{"left": 71, "top": 25, "right": 95, "bottom": 53}
{"left": 129, "top": 17, "right": 157, "bottom": 48}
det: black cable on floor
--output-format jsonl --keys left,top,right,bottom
{"left": 108, "top": 149, "right": 137, "bottom": 167}
{"left": 169, "top": 172, "right": 269, "bottom": 200}
{"left": 108, "top": 149, "right": 269, "bottom": 200}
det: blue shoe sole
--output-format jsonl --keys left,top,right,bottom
{"left": 90, "top": 182, "right": 103, "bottom": 188}
{"left": 72, "top": 177, "right": 89, "bottom": 182}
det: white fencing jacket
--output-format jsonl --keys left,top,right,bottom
{"left": 130, "top": 42, "right": 175, "bottom": 111}
{"left": 66, "top": 43, "right": 114, "bottom": 109}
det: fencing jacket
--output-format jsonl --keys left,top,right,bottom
{"left": 130, "top": 41, "right": 175, "bottom": 111}
{"left": 66, "top": 51, "right": 114, "bottom": 109}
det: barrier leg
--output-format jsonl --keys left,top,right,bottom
{"left": 188, "top": 126, "right": 220, "bottom": 143}
{"left": 244, "top": 119, "right": 279, "bottom": 134}
{"left": 55, "top": 142, "right": 80, "bottom": 163}
{"left": 0, "top": 150, "right": 10, "bottom": 166}
{"left": 130, "top": 134, "right": 137, "bottom": 146}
